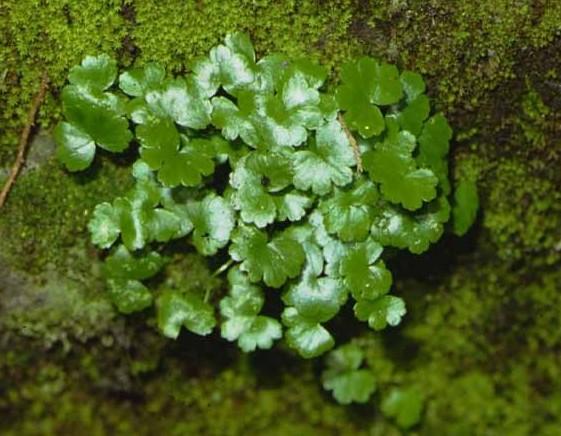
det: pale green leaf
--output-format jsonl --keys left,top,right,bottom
{"left": 293, "top": 119, "right": 356, "bottom": 195}
{"left": 282, "top": 307, "right": 334, "bottom": 358}
{"left": 107, "top": 279, "right": 153, "bottom": 314}
{"left": 186, "top": 193, "right": 235, "bottom": 256}
{"left": 229, "top": 226, "right": 305, "bottom": 288}
{"left": 157, "top": 290, "right": 216, "bottom": 338}
{"left": 68, "top": 54, "right": 117, "bottom": 91}
{"left": 354, "top": 295, "right": 406, "bottom": 330}
{"left": 119, "top": 63, "right": 165, "bottom": 97}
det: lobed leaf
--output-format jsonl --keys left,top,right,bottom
{"left": 157, "top": 290, "right": 216, "bottom": 338}
{"left": 229, "top": 226, "right": 305, "bottom": 288}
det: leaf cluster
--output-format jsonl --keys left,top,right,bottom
{"left": 57, "top": 33, "right": 460, "bottom": 363}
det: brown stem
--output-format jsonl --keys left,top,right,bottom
{"left": 337, "top": 112, "right": 363, "bottom": 174}
{"left": 0, "top": 72, "right": 49, "bottom": 208}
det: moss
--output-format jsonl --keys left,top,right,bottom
{"left": 130, "top": 0, "right": 361, "bottom": 72}
{"left": 356, "top": 0, "right": 561, "bottom": 113}
{"left": 0, "top": 155, "right": 133, "bottom": 275}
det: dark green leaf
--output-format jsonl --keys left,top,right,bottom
{"left": 363, "top": 117, "right": 438, "bottom": 210}
{"left": 320, "top": 178, "right": 378, "bottom": 242}
{"left": 417, "top": 113, "right": 453, "bottom": 194}
{"left": 370, "top": 196, "right": 450, "bottom": 254}
{"left": 340, "top": 240, "right": 392, "bottom": 300}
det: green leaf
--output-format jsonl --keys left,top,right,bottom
{"left": 144, "top": 78, "right": 212, "bottom": 129}
{"left": 370, "top": 196, "right": 450, "bottom": 254}
{"left": 283, "top": 273, "right": 347, "bottom": 323}
{"left": 55, "top": 122, "right": 96, "bottom": 171}
{"left": 235, "top": 316, "right": 282, "bottom": 352}
{"left": 107, "top": 279, "right": 153, "bottom": 314}
{"left": 230, "top": 152, "right": 294, "bottom": 227}
{"left": 284, "top": 224, "right": 324, "bottom": 277}
{"left": 381, "top": 387, "right": 424, "bottom": 429}
{"left": 417, "top": 113, "right": 453, "bottom": 194}
{"left": 104, "top": 245, "right": 165, "bottom": 281}
{"left": 320, "top": 178, "right": 378, "bottom": 242}
{"left": 229, "top": 226, "right": 305, "bottom": 288}
{"left": 354, "top": 295, "right": 406, "bottom": 330}
{"left": 322, "top": 343, "right": 376, "bottom": 404}
{"left": 282, "top": 307, "right": 334, "bottom": 358}
{"left": 61, "top": 86, "right": 131, "bottom": 152}
{"left": 157, "top": 290, "right": 216, "bottom": 338}
{"left": 119, "top": 63, "right": 165, "bottom": 97}
{"left": 363, "top": 117, "right": 437, "bottom": 210}
{"left": 194, "top": 32, "right": 257, "bottom": 98}
{"left": 340, "top": 240, "right": 392, "bottom": 300}
{"left": 88, "top": 202, "right": 120, "bottom": 248}
{"left": 335, "top": 57, "right": 403, "bottom": 138}
{"left": 56, "top": 85, "right": 132, "bottom": 170}
{"left": 244, "top": 151, "right": 293, "bottom": 192}
{"left": 400, "top": 71, "right": 426, "bottom": 101}
{"left": 186, "top": 193, "right": 235, "bottom": 256}
{"left": 452, "top": 178, "right": 479, "bottom": 236}
{"left": 274, "top": 192, "right": 313, "bottom": 222}
{"left": 136, "top": 117, "right": 180, "bottom": 168}
{"left": 397, "top": 94, "right": 430, "bottom": 137}
{"left": 220, "top": 267, "right": 281, "bottom": 351}
{"left": 211, "top": 93, "right": 259, "bottom": 147}
{"left": 293, "top": 119, "right": 356, "bottom": 195}
{"left": 90, "top": 176, "right": 190, "bottom": 251}
{"left": 155, "top": 136, "right": 216, "bottom": 188}
{"left": 68, "top": 54, "right": 117, "bottom": 91}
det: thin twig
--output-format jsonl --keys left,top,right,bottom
{"left": 337, "top": 112, "right": 363, "bottom": 174}
{"left": 0, "top": 72, "right": 49, "bottom": 208}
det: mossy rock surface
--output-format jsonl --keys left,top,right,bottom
{"left": 2, "top": 1, "right": 561, "bottom": 434}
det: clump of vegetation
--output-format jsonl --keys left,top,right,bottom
{"left": 55, "top": 33, "right": 475, "bottom": 404}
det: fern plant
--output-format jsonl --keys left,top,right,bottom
{"left": 55, "top": 33, "right": 465, "bottom": 377}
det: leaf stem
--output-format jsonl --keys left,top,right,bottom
{"left": 337, "top": 112, "right": 363, "bottom": 174}
{"left": 204, "top": 258, "right": 235, "bottom": 303}
{"left": 211, "top": 258, "right": 235, "bottom": 278}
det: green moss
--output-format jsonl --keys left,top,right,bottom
{"left": 131, "top": 0, "right": 360, "bottom": 72}
{"left": 359, "top": 1, "right": 561, "bottom": 112}
{"left": 0, "top": 155, "right": 133, "bottom": 275}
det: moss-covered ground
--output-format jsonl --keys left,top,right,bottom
{"left": 2, "top": 1, "right": 561, "bottom": 434}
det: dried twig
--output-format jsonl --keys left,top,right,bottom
{"left": 0, "top": 72, "right": 49, "bottom": 208}
{"left": 337, "top": 112, "right": 363, "bottom": 174}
